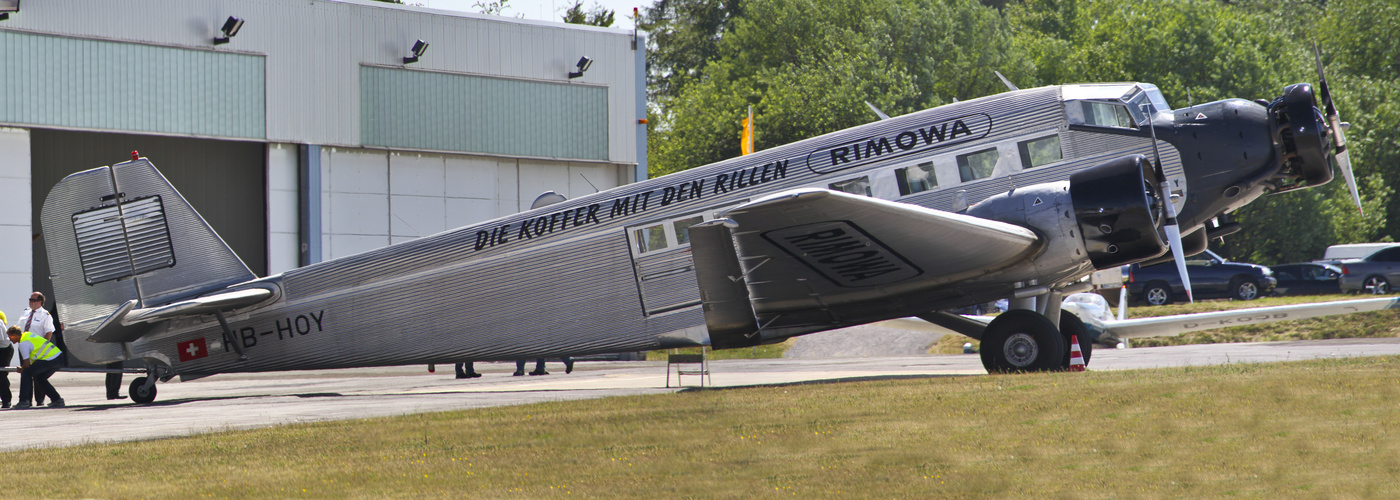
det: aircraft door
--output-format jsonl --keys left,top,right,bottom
{"left": 627, "top": 214, "right": 707, "bottom": 315}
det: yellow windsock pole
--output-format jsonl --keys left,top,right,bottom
{"left": 740, "top": 105, "right": 755, "bottom": 155}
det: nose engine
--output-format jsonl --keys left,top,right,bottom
{"left": 1268, "top": 83, "right": 1335, "bottom": 187}
{"left": 1068, "top": 155, "right": 1169, "bottom": 269}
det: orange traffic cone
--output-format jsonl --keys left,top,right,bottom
{"left": 1068, "top": 335, "right": 1086, "bottom": 372}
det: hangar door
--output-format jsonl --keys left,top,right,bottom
{"left": 29, "top": 129, "right": 267, "bottom": 304}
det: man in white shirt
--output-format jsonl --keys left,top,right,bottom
{"left": 16, "top": 292, "right": 54, "bottom": 341}
{"left": 16, "top": 292, "right": 56, "bottom": 406}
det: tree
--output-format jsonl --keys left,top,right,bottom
{"left": 647, "top": 0, "right": 1028, "bottom": 175}
{"left": 563, "top": 1, "right": 616, "bottom": 27}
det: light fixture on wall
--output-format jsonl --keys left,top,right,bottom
{"left": 0, "top": 0, "right": 20, "bottom": 21}
{"left": 568, "top": 56, "right": 593, "bottom": 79}
{"left": 403, "top": 40, "right": 429, "bottom": 64}
{"left": 213, "top": 16, "right": 244, "bottom": 45}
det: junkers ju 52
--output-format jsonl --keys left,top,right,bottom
{"left": 42, "top": 63, "right": 1357, "bottom": 403}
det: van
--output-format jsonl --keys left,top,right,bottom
{"left": 1321, "top": 243, "right": 1400, "bottom": 261}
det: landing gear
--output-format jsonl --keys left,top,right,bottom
{"left": 979, "top": 310, "right": 1067, "bottom": 373}
{"left": 129, "top": 377, "right": 158, "bottom": 404}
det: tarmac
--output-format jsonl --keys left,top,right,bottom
{"left": 5, "top": 336, "right": 1400, "bottom": 451}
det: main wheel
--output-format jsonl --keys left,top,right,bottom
{"left": 129, "top": 377, "right": 158, "bottom": 404}
{"left": 980, "top": 309, "right": 1067, "bottom": 373}
{"left": 1363, "top": 276, "right": 1391, "bottom": 295}
{"left": 1059, "top": 311, "right": 1093, "bottom": 369}
{"left": 1143, "top": 281, "right": 1173, "bottom": 306}
{"left": 1231, "top": 277, "right": 1260, "bottom": 300}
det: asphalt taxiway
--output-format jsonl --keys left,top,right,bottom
{"left": 6, "top": 337, "right": 1400, "bottom": 451}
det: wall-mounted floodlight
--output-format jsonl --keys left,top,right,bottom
{"left": 568, "top": 56, "right": 593, "bottom": 79}
{"left": 213, "top": 16, "right": 244, "bottom": 45}
{"left": 403, "top": 40, "right": 429, "bottom": 64}
{"left": 0, "top": 0, "right": 20, "bottom": 21}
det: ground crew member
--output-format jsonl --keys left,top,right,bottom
{"left": 8, "top": 326, "right": 64, "bottom": 409}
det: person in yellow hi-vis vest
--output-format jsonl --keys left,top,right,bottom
{"left": 8, "top": 325, "right": 63, "bottom": 409}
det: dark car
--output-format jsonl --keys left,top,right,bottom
{"left": 1270, "top": 262, "right": 1342, "bottom": 296}
{"left": 1125, "top": 249, "right": 1276, "bottom": 305}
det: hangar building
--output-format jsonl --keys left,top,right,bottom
{"left": 0, "top": 0, "right": 647, "bottom": 315}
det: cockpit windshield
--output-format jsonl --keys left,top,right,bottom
{"left": 1063, "top": 83, "right": 1171, "bottom": 130}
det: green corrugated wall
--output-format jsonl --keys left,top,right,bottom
{"left": 361, "top": 66, "right": 608, "bottom": 161}
{"left": 0, "top": 30, "right": 265, "bottom": 139}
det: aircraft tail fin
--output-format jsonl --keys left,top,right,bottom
{"left": 40, "top": 157, "right": 256, "bottom": 362}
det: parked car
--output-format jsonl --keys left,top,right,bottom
{"left": 1270, "top": 262, "right": 1342, "bottom": 296}
{"left": 1124, "top": 249, "right": 1276, "bottom": 305}
{"left": 1328, "top": 244, "right": 1400, "bottom": 294}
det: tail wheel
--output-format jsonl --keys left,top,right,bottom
{"left": 1143, "top": 281, "right": 1173, "bottom": 306}
{"left": 1363, "top": 276, "right": 1391, "bottom": 295}
{"left": 1232, "top": 277, "right": 1260, "bottom": 300}
{"left": 1059, "top": 311, "right": 1092, "bottom": 369}
{"left": 980, "top": 310, "right": 1066, "bottom": 373}
{"left": 129, "top": 377, "right": 158, "bottom": 404}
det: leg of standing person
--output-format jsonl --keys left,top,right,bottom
{"left": 562, "top": 356, "right": 574, "bottom": 374}
{"left": 530, "top": 358, "right": 548, "bottom": 375}
{"left": 465, "top": 361, "right": 481, "bottom": 378}
{"left": 15, "top": 364, "right": 34, "bottom": 408}
{"left": 106, "top": 361, "right": 125, "bottom": 399}
{"left": 514, "top": 359, "right": 526, "bottom": 376}
{"left": 33, "top": 374, "right": 43, "bottom": 406}
{"left": 455, "top": 362, "right": 467, "bottom": 379}
{"left": 0, "top": 345, "right": 11, "bottom": 408}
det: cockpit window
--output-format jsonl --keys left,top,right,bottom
{"left": 1064, "top": 83, "right": 1171, "bottom": 130}
{"left": 1081, "top": 101, "right": 1135, "bottom": 128}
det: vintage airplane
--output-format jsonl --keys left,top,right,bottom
{"left": 41, "top": 69, "right": 1356, "bottom": 403}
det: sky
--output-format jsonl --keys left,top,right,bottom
{"left": 419, "top": 0, "right": 645, "bottom": 31}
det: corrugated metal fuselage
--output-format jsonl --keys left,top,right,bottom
{"left": 105, "top": 85, "right": 1198, "bottom": 375}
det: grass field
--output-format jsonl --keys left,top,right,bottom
{"left": 6, "top": 356, "right": 1400, "bottom": 498}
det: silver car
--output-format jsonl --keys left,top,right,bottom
{"left": 1334, "top": 245, "right": 1400, "bottom": 294}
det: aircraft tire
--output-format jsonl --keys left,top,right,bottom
{"left": 1058, "top": 311, "right": 1092, "bottom": 369}
{"left": 129, "top": 377, "right": 158, "bottom": 404}
{"left": 980, "top": 310, "right": 1066, "bottom": 373}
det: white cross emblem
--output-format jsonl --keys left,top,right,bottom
{"left": 185, "top": 342, "right": 201, "bottom": 358}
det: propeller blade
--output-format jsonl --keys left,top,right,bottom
{"left": 1315, "top": 44, "right": 1364, "bottom": 215}
{"left": 1332, "top": 119, "right": 1364, "bottom": 215}
{"left": 1160, "top": 182, "right": 1193, "bottom": 304}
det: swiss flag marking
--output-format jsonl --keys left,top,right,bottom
{"left": 178, "top": 338, "right": 209, "bottom": 362}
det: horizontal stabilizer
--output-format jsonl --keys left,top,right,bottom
{"left": 122, "top": 287, "right": 274, "bottom": 325}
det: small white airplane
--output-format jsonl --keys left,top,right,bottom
{"left": 40, "top": 61, "right": 1357, "bottom": 403}
{"left": 884, "top": 293, "right": 1400, "bottom": 360}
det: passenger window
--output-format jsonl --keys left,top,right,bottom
{"left": 1018, "top": 135, "right": 1062, "bottom": 169}
{"left": 633, "top": 224, "right": 668, "bottom": 254}
{"left": 1081, "top": 101, "right": 1135, "bottom": 128}
{"left": 672, "top": 216, "right": 703, "bottom": 245}
{"left": 896, "top": 162, "right": 937, "bottom": 196}
{"left": 957, "top": 148, "right": 999, "bottom": 182}
{"left": 829, "top": 176, "right": 872, "bottom": 197}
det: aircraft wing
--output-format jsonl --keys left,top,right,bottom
{"left": 692, "top": 188, "right": 1042, "bottom": 345}
{"left": 1095, "top": 296, "right": 1400, "bottom": 339}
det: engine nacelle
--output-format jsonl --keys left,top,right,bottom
{"left": 1068, "top": 155, "right": 1168, "bottom": 269}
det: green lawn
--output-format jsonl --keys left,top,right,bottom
{"left": 7, "top": 356, "right": 1399, "bottom": 498}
